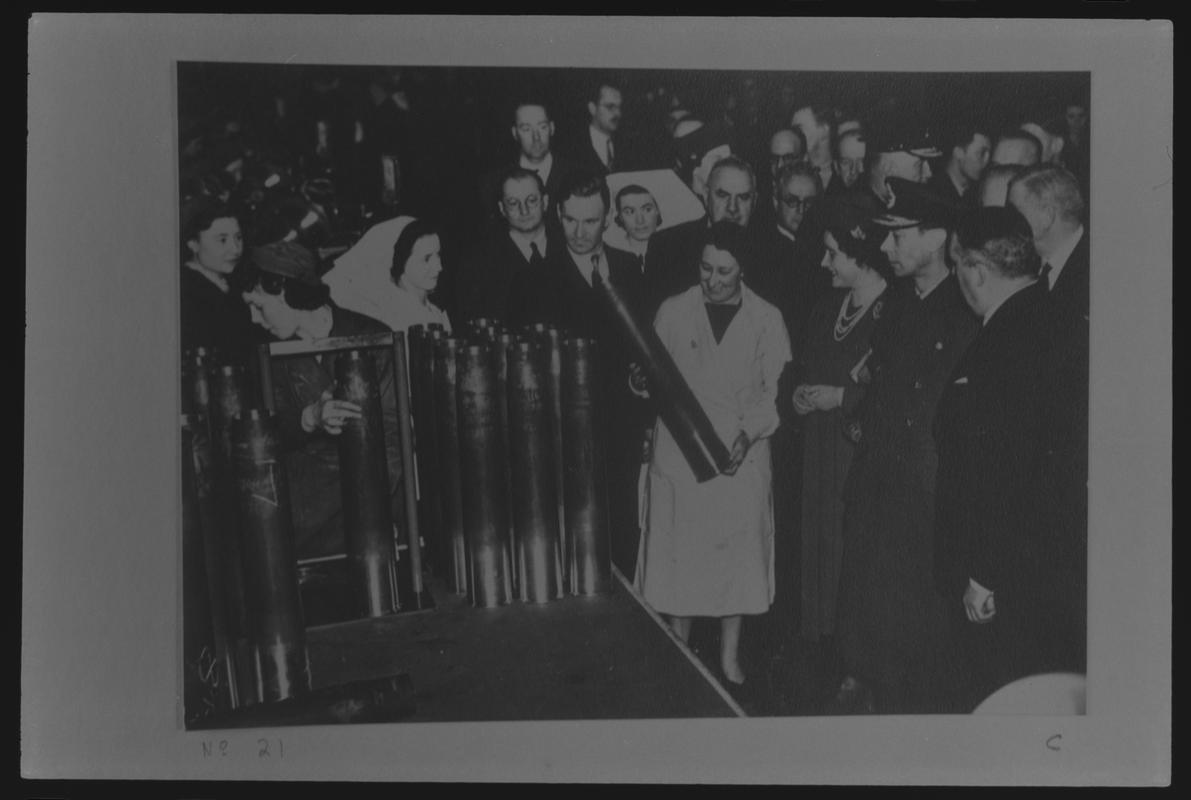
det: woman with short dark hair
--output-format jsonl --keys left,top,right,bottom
{"left": 179, "top": 196, "right": 257, "bottom": 359}
{"left": 791, "top": 196, "right": 891, "bottom": 648}
{"left": 636, "top": 220, "right": 792, "bottom": 692}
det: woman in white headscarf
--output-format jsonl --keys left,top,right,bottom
{"left": 322, "top": 215, "right": 452, "bottom": 334}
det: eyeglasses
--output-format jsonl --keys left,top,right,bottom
{"left": 780, "top": 194, "right": 817, "bottom": 211}
{"left": 503, "top": 196, "right": 542, "bottom": 213}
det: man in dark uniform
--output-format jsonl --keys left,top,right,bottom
{"left": 831, "top": 177, "right": 979, "bottom": 714}
{"left": 933, "top": 205, "right": 1075, "bottom": 711}
{"left": 510, "top": 173, "right": 650, "bottom": 575}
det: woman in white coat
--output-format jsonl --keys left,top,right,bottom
{"left": 635, "top": 221, "right": 792, "bottom": 688}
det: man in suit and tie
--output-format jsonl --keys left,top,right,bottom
{"left": 478, "top": 100, "right": 578, "bottom": 231}
{"left": 933, "top": 205, "right": 1082, "bottom": 711}
{"left": 455, "top": 166, "right": 561, "bottom": 323}
{"left": 574, "top": 81, "right": 624, "bottom": 176}
{"left": 756, "top": 127, "right": 808, "bottom": 220}
{"left": 791, "top": 105, "right": 837, "bottom": 196}
{"left": 750, "top": 162, "right": 829, "bottom": 346}
{"left": 928, "top": 120, "right": 992, "bottom": 207}
{"left": 825, "top": 129, "right": 867, "bottom": 197}
{"left": 1007, "top": 165, "right": 1088, "bottom": 676}
{"left": 511, "top": 172, "right": 650, "bottom": 574}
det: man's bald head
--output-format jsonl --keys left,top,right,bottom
{"left": 991, "top": 130, "right": 1043, "bottom": 168}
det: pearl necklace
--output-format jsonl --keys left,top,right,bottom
{"left": 833, "top": 293, "right": 871, "bottom": 342}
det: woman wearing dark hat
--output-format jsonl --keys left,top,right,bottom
{"left": 240, "top": 240, "right": 402, "bottom": 563}
{"left": 790, "top": 197, "right": 891, "bottom": 650}
{"left": 179, "top": 196, "right": 258, "bottom": 360}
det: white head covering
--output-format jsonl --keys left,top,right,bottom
{"left": 321, "top": 215, "right": 451, "bottom": 333}
{"left": 322, "top": 215, "right": 416, "bottom": 315}
{"left": 602, "top": 169, "right": 706, "bottom": 253}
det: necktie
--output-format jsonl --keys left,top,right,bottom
{"left": 530, "top": 241, "right": 544, "bottom": 268}
{"left": 605, "top": 138, "right": 614, "bottom": 170}
{"left": 1039, "top": 261, "right": 1053, "bottom": 288}
{"left": 636, "top": 253, "right": 645, "bottom": 274}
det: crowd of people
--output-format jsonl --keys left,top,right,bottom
{"left": 180, "top": 65, "right": 1089, "bottom": 715}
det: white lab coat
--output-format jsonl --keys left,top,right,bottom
{"left": 635, "top": 284, "right": 791, "bottom": 617}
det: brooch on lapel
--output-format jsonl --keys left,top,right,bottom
{"left": 872, "top": 299, "right": 883, "bottom": 320}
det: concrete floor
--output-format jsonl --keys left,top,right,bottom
{"left": 303, "top": 572, "right": 739, "bottom": 722}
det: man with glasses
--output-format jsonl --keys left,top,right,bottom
{"left": 757, "top": 128, "right": 808, "bottom": 220}
{"left": 455, "top": 166, "right": 562, "bottom": 322}
{"left": 478, "top": 99, "right": 578, "bottom": 231}
{"left": 751, "top": 162, "right": 829, "bottom": 342}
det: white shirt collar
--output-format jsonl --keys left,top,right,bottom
{"left": 1044, "top": 225, "right": 1084, "bottom": 290}
{"left": 519, "top": 151, "right": 553, "bottom": 184}
{"left": 775, "top": 224, "right": 797, "bottom": 243}
{"left": 508, "top": 227, "right": 548, "bottom": 263}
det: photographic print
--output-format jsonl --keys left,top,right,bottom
{"left": 177, "top": 61, "right": 1090, "bottom": 728}
{"left": 24, "top": 14, "right": 1170, "bottom": 785}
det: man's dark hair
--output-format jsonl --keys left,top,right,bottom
{"left": 953, "top": 205, "right": 1041, "bottom": 280}
{"left": 588, "top": 78, "right": 621, "bottom": 106}
{"left": 391, "top": 217, "right": 441, "bottom": 282}
{"left": 237, "top": 261, "right": 331, "bottom": 310}
{"left": 181, "top": 197, "right": 240, "bottom": 248}
{"left": 557, "top": 172, "right": 610, "bottom": 216}
{"left": 511, "top": 98, "right": 552, "bottom": 127}
{"left": 699, "top": 220, "right": 753, "bottom": 276}
{"left": 794, "top": 104, "right": 837, "bottom": 140}
{"left": 940, "top": 119, "right": 991, "bottom": 158}
{"left": 500, "top": 166, "right": 546, "bottom": 199}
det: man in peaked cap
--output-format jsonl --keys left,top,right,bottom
{"left": 858, "top": 120, "right": 942, "bottom": 209}
{"left": 829, "top": 176, "right": 980, "bottom": 714}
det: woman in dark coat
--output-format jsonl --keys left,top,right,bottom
{"left": 179, "top": 196, "right": 258, "bottom": 361}
{"left": 791, "top": 197, "right": 891, "bottom": 644}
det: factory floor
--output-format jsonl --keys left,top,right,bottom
{"left": 301, "top": 568, "right": 740, "bottom": 722}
